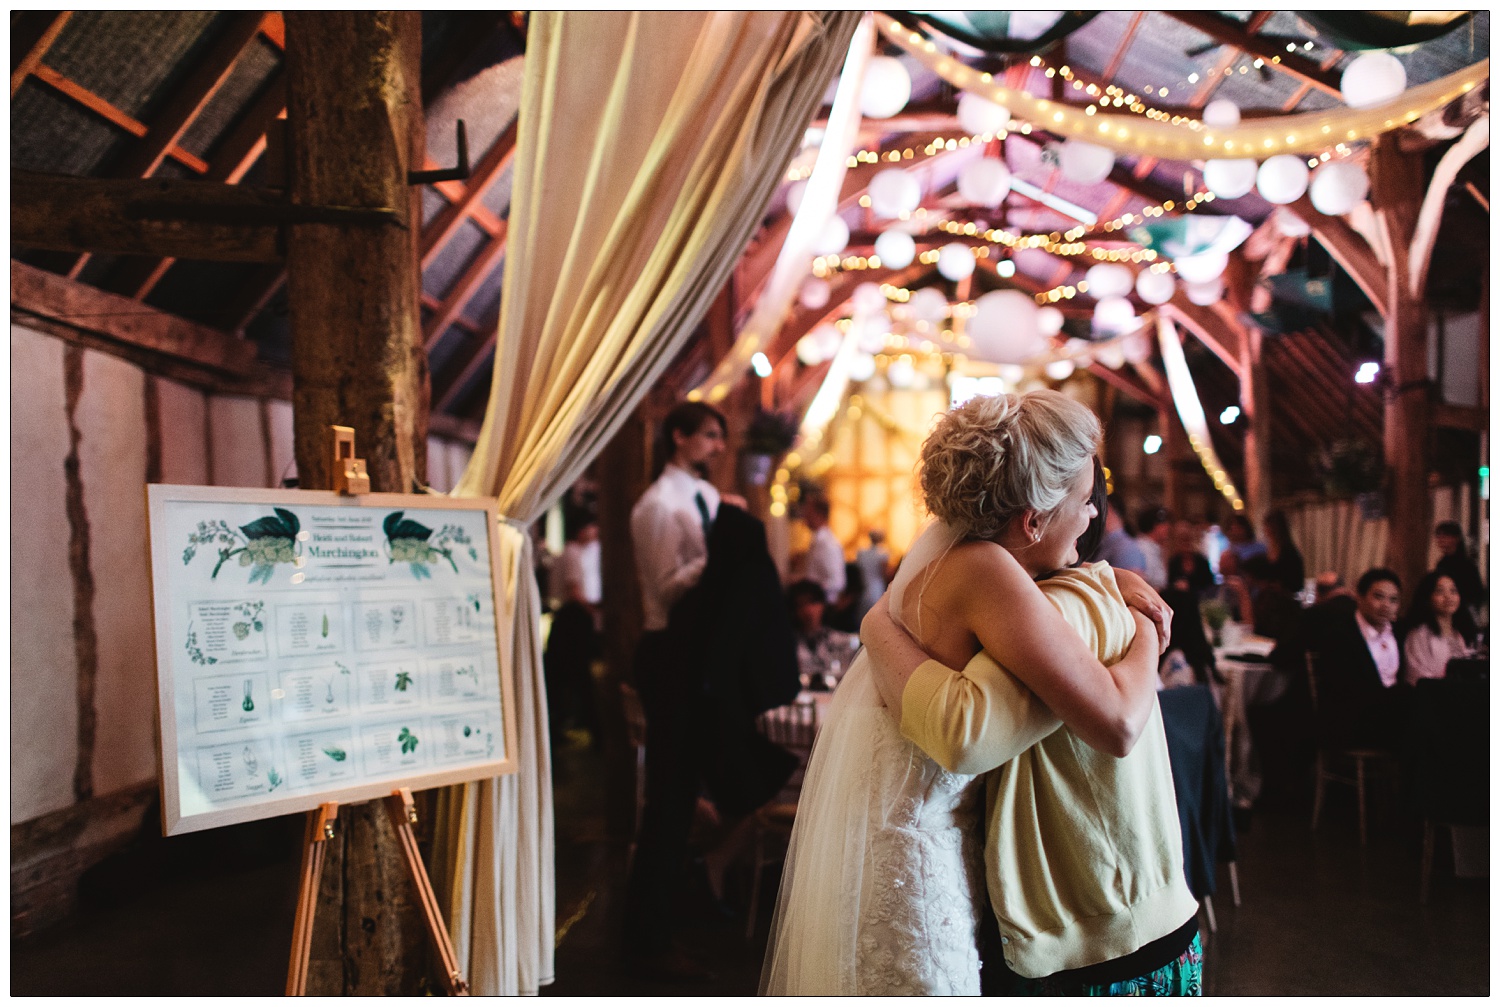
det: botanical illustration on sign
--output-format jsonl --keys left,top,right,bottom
{"left": 267, "top": 768, "right": 282, "bottom": 791}
{"left": 185, "top": 624, "right": 215, "bottom": 665}
{"left": 183, "top": 509, "right": 302, "bottom": 585}
{"left": 322, "top": 747, "right": 347, "bottom": 762}
{"left": 232, "top": 601, "right": 265, "bottom": 641}
{"left": 397, "top": 727, "right": 418, "bottom": 754}
{"left": 383, "top": 512, "right": 477, "bottom": 580}
{"left": 394, "top": 670, "right": 413, "bottom": 692}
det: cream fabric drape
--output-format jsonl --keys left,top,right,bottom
{"left": 434, "top": 11, "right": 860, "bottom": 995}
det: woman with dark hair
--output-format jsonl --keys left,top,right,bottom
{"left": 1402, "top": 572, "right": 1479, "bottom": 684}
{"left": 1262, "top": 510, "right": 1305, "bottom": 596}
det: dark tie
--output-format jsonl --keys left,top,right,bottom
{"left": 694, "top": 491, "right": 712, "bottom": 538}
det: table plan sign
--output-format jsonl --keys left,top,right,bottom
{"left": 147, "top": 485, "right": 517, "bottom": 835}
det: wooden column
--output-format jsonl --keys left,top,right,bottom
{"left": 1370, "top": 134, "right": 1431, "bottom": 596}
{"left": 282, "top": 12, "right": 430, "bottom": 995}
{"left": 1160, "top": 403, "right": 1188, "bottom": 516}
{"left": 1239, "top": 324, "right": 1272, "bottom": 530}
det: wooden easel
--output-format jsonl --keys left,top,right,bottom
{"left": 286, "top": 428, "right": 467, "bottom": 995}
{"left": 286, "top": 789, "right": 469, "bottom": 996}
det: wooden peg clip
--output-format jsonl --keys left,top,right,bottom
{"left": 329, "top": 425, "right": 370, "bottom": 495}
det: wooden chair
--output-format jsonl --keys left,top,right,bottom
{"left": 1304, "top": 651, "right": 1394, "bottom": 845}
{"left": 744, "top": 696, "right": 820, "bottom": 940}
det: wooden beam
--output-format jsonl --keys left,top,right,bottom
{"left": 1087, "top": 361, "right": 1166, "bottom": 411}
{"left": 1101, "top": 12, "right": 1144, "bottom": 82}
{"left": 11, "top": 11, "right": 72, "bottom": 97}
{"left": 11, "top": 171, "right": 284, "bottom": 261}
{"left": 1285, "top": 195, "right": 1390, "bottom": 317}
{"left": 419, "top": 118, "right": 519, "bottom": 266}
{"left": 1161, "top": 300, "right": 1245, "bottom": 379}
{"left": 11, "top": 260, "right": 259, "bottom": 375}
{"left": 1166, "top": 11, "right": 1343, "bottom": 98}
{"left": 30, "top": 65, "right": 209, "bottom": 175}
{"left": 432, "top": 329, "right": 499, "bottom": 414}
{"left": 422, "top": 226, "right": 508, "bottom": 350}
{"left": 1431, "top": 402, "right": 1486, "bottom": 432}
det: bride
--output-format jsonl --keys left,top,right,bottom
{"left": 760, "top": 390, "right": 1191, "bottom": 995}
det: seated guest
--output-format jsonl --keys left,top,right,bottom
{"left": 1224, "top": 513, "right": 1267, "bottom": 566}
{"left": 1242, "top": 555, "right": 1303, "bottom": 647}
{"left": 1096, "top": 494, "right": 1148, "bottom": 574}
{"left": 1134, "top": 505, "right": 1172, "bottom": 591}
{"left": 786, "top": 579, "right": 858, "bottom": 689}
{"left": 1306, "top": 568, "right": 1404, "bottom": 749}
{"left": 1402, "top": 572, "right": 1479, "bottom": 685}
{"left": 1433, "top": 520, "right": 1487, "bottom": 619}
{"left": 1168, "top": 518, "right": 1216, "bottom": 598}
{"left": 1314, "top": 570, "right": 1355, "bottom": 605}
{"left": 824, "top": 560, "right": 865, "bottom": 634}
{"left": 1263, "top": 510, "right": 1306, "bottom": 596}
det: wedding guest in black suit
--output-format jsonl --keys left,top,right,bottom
{"left": 1305, "top": 568, "right": 1405, "bottom": 750}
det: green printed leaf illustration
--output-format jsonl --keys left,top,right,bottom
{"left": 321, "top": 613, "right": 330, "bottom": 638}
{"left": 267, "top": 768, "right": 282, "bottom": 791}
{"left": 397, "top": 727, "right": 418, "bottom": 755}
{"left": 322, "top": 747, "right": 347, "bottom": 762}
{"left": 463, "top": 726, "right": 472, "bottom": 738}
{"left": 241, "top": 508, "right": 300, "bottom": 540}
{"left": 383, "top": 511, "right": 433, "bottom": 542}
{"left": 335, "top": 661, "right": 351, "bottom": 675}
{"left": 394, "top": 671, "right": 413, "bottom": 692}
{"left": 233, "top": 622, "right": 250, "bottom": 640}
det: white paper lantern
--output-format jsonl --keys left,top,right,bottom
{"left": 886, "top": 356, "right": 917, "bottom": 389}
{"left": 957, "top": 92, "right": 1011, "bottom": 136}
{"left": 868, "top": 168, "right": 922, "bottom": 218}
{"left": 1308, "top": 160, "right": 1370, "bottom": 217}
{"left": 1059, "top": 139, "right": 1115, "bottom": 186}
{"left": 1097, "top": 344, "right": 1127, "bottom": 370}
{"left": 1036, "top": 305, "right": 1066, "bottom": 337}
{"left": 1173, "top": 251, "right": 1228, "bottom": 285}
{"left": 957, "top": 157, "right": 1013, "bottom": 207}
{"left": 907, "top": 287, "right": 950, "bottom": 326}
{"left": 1203, "top": 158, "right": 1259, "bottom": 200}
{"left": 813, "top": 215, "right": 850, "bottom": 256}
{"left": 873, "top": 228, "right": 916, "bottom": 269}
{"left": 1044, "top": 358, "right": 1076, "bottom": 381}
{"left": 848, "top": 352, "right": 877, "bottom": 383}
{"left": 969, "top": 290, "right": 1046, "bottom": 364}
{"left": 1121, "top": 332, "right": 1153, "bottom": 365}
{"left": 1256, "top": 154, "right": 1310, "bottom": 205}
{"left": 796, "top": 334, "right": 824, "bottom": 365}
{"left": 798, "top": 277, "right": 830, "bottom": 310}
{"left": 851, "top": 281, "right": 887, "bottom": 317}
{"left": 1341, "top": 52, "right": 1407, "bottom": 110}
{"left": 1202, "top": 98, "right": 1241, "bottom": 130}
{"left": 786, "top": 178, "right": 808, "bottom": 215}
{"left": 855, "top": 313, "right": 890, "bottom": 353}
{"left": 1135, "top": 269, "right": 1176, "bottom": 306}
{"left": 813, "top": 323, "right": 843, "bottom": 359}
{"left": 1274, "top": 208, "right": 1311, "bottom": 237}
{"left": 861, "top": 56, "right": 912, "bottom": 119}
{"left": 1185, "top": 279, "right": 1223, "bottom": 306}
{"left": 1085, "top": 263, "right": 1133, "bottom": 299}
{"left": 1093, "top": 296, "right": 1136, "bottom": 333}
{"left": 936, "top": 243, "right": 975, "bottom": 282}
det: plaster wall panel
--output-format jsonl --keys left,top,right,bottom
{"left": 154, "top": 378, "right": 208, "bottom": 486}
{"left": 10, "top": 325, "right": 81, "bottom": 822}
{"left": 77, "top": 349, "right": 158, "bottom": 795}
{"left": 266, "top": 399, "right": 295, "bottom": 488}
{"left": 426, "top": 436, "right": 451, "bottom": 492}
{"left": 208, "top": 394, "right": 268, "bottom": 488}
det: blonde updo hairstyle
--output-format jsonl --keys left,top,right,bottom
{"left": 919, "top": 390, "right": 1102, "bottom": 542}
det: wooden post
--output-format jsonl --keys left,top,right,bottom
{"left": 1370, "top": 134, "right": 1431, "bottom": 597}
{"left": 1239, "top": 324, "right": 1272, "bottom": 531}
{"left": 282, "top": 12, "right": 430, "bottom": 995}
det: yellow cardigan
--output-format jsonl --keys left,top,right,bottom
{"left": 899, "top": 562, "right": 1198, "bottom": 979}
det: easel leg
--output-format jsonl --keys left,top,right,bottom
{"left": 287, "top": 802, "right": 340, "bottom": 997}
{"left": 385, "top": 788, "right": 471, "bottom": 996}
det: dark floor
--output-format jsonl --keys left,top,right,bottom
{"left": 11, "top": 739, "right": 1489, "bottom": 996}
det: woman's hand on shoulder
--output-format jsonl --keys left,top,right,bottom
{"left": 1113, "top": 567, "right": 1172, "bottom": 655}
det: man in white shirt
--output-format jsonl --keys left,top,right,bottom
{"left": 622, "top": 400, "right": 728, "bottom": 982}
{"left": 1353, "top": 569, "right": 1403, "bottom": 688}
{"left": 800, "top": 495, "right": 846, "bottom": 601}
{"left": 1309, "top": 567, "right": 1404, "bottom": 750}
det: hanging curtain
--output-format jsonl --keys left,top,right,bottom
{"left": 432, "top": 11, "right": 861, "bottom": 995}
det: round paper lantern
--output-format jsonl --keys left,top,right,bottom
{"left": 1203, "top": 158, "right": 1259, "bottom": 200}
{"left": 1097, "top": 344, "right": 1127, "bottom": 370}
{"left": 868, "top": 168, "right": 921, "bottom": 218}
{"left": 1173, "top": 251, "right": 1228, "bottom": 285}
{"left": 813, "top": 215, "right": 850, "bottom": 256}
{"left": 969, "top": 290, "right": 1046, "bottom": 364}
{"left": 1059, "top": 139, "right": 1115, "bottom": 186}
{"left": 1121, "top": 332, "right": 1153, "bottom": 365}
{"left": 786, "top": 178, "right": 808, "bottom": 215}
{"left": 813, "top": 322, "right": 843, "bottom": 359}
{"left": 1341, "top": 52, "right": 1407, "bottom": 110}
{"left": 1085, "top": 263, "right": 1133, "bottom": 299}
{"left": 1044, "top": 358, "right": 1076, "bottom": 381}
{"left": 907, "top": 287, "right": 950, "bottom": 325}
{"left": 861, "top": 56, "right": 912, "bottom": 119}
{"left": 848, "top": 352, "right": 877, "bottom": 383}
{"left": 886, "top": 356, "right": 917, "bottom": 389}
{"left": 1202, "top": 98, "right": 1241, "bottom": 130}
{"left": 1135, "top": 269, "right": 1176, "bottom": 306}
{"left": 1093, "top": 296, "right": 1136, "bottom": 333}
{"left": 957, "top": 92, "right": 1010, "bottom": 136}
{"left": 1185, "top": 279, "right": 1223, "bottom": 306}
{"left": 798, "top": 277, "right": 830, "bottom": 310}
{"left": 796, "top": 334, "right": 824, "bottom": 366}
{"left": 873, "top": 228, "right": 916, "bottom": 269}
{"left": 855, "top": 314, "right": 890, "bottom": 353}
{"left": 1274, "top": 208, "right": 1311, "bottom": 237}
{"left": 1036, "top": 305, "right": 1066, "bottom": 337}
{"left": 1256, "top": 155, "right": 1310, "bottom": 205}
{"left": 957, "top": 158, "right": 1012, "bottom": 207}
{"left": 851, "top": 281, "right": 887, "bottom": 317}
{"left": 1309, "top": 160, "right": 1370, "bottom": 217}
{"left": 936, "top": 243, "right": 975, "bottom": 282}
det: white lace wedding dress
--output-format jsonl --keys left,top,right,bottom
{"left": 760, "top": 523, "right": 986, "bottom": 995}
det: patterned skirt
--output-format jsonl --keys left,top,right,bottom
{"left": 1013, "top": 933, "right": 1204, "bottom": 996}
